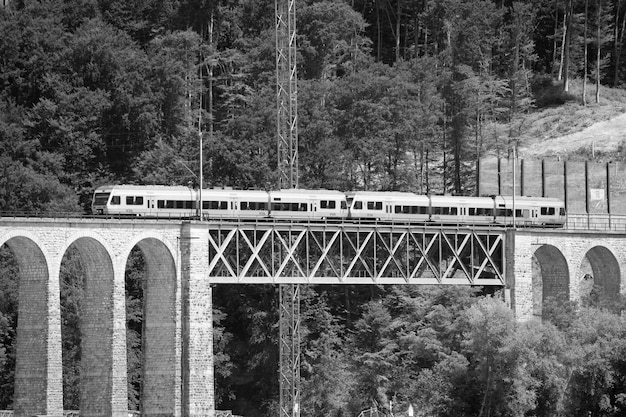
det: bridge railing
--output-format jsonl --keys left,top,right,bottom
{"left": 566, "top": 214, "right": 626, "bottom": 231}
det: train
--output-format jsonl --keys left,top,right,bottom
{"left": 91, "top": 184, "right": 566, "bottom": 227}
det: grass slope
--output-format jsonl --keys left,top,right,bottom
{"left": 514, "top": 79, "right": 626, "bottom": 161}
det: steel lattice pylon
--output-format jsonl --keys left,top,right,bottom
{"left": 275, "top": 0, "right": 299, "bottom": 414}
{"left": 275, "top": 0, "right": 298, "bottom": 189}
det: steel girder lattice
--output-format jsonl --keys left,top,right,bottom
{"left": 206, "top": 222, "right": 506, "bottom": 286}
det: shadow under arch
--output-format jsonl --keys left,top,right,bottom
{"left": 532, "top": 244, "right": 569, "bottom": 318}
{"left": 133, "top": 238, "right": 178, "bottom": 417}
{"left": 579, "top": 245, "right": 621, "bottom": 309}
{"left": 3, "top": 236, "right": 59, "bottom": 417}
{"left": 64, "top": 236, "right": 118, "bottom": 417}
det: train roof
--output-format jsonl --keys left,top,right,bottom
{"left": 496, "top": 196, "right": 564, "bottom": 206}
{"left": 429, "top": 195, "right": 494, "bottom": 205}
{"left": 271, "top": 189, "right": 345, "bottom": 197}
{"left": 346, "top": 191, "right": 427, "bottom": 199}
{"left": 95, "top": 184, "right": 193, "bottom": 191}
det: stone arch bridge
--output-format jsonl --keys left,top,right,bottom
{"left": 0, "top": 217, "right": 624, "bottom": 417}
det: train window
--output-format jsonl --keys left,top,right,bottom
{"left": 432, "top": 207, "right": 455, "bottom": 215}
{"left": 367, "top": 201, "right": 383, "bottom": 210}
{"left": 175, "top": 200, "right": 185, "bottom": 209}
{"left": 560, "top": 208, "right": 566, "bottom": 215}
{"left": 242, "top": 201, "right": 268, "bottom": 210}
{"left": 353, "top": 201, "right": 363, "bottom": 209}
{"left": 394, "top": 205, "right": 402, "bottom": 214}
{"left": 541, "top": 207, "right": 555, "bottom": 215}
{"left": 320, "top": 200, "right": 336, "bottom": 209}
{"left": 470, "top": 208, "right": 492, "bottom": 216}
{"left": 341, "top": 201, "right": 347, "bottom": 209}
{"left": 271, "top": 202, "right": 308, "bottom": 211}
{"left": 94, "top": 193, "right": 110, "bottom": 205}
{"left": 111, "top": 195, "right": 121, "bottom": 205}
{"left": 203, "top": 201, "right": 228, "bottom": 210}
{"left": 157, "top": 200, "right": 165, "bottom": 208}
{"left": 124, "top": 196, "right": 144, "bottom": 205}
{"left": 185, "top": 201, "right": 193, "bottom": 209}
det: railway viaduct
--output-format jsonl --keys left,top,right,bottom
{"left": 0, "top": 217, "right": 624, "bottom": 417}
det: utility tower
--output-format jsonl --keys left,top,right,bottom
{"left": 275, "top": 0, "right": 300, "bottom": 415}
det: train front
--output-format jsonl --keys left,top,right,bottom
{"left": 91, "top": 186, "right": 114, "bottom": 214}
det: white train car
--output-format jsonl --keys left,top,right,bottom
{"left": 200, "top": 189, "right": 268, "bottom": 220}
{"left": 495, "top": 196, "right": 566, "bottom": 227}
{"left": 92, "top": 185, "right": 196, "bottom": 217}
{"left": 346, "top": 191, "right": 430, "bottom": 222}
{"left": 269, "top": 189, "right": 347, "bottom": 220}
{"left": 429, "top": 195, "right": 496, "bottom": 224}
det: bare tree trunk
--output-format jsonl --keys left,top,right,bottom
{"left": 614, "top": 0, "right": 622, "bottom": 86}
{"left": 396, "top": 0, "right": 401, "bottom": 62}
{"left": 615, "top": 2, "right": 626, "bottom": 86}
{"left": 563, "top": 0, "right": 573, "bottom": 91}
{"left": 596, "top": 0, "right": 602, "bottom": 103}
{"left": 376, "top": 0, "right": 381, "bottom": 61}
{"left": 582, "top": 0, "right": 589, "bottom": 106}
{"left": 553, "top": 5, "right": 560, "bottom": 73}
{"left": 558, "top": 9, "right": 567, "bottom": 80}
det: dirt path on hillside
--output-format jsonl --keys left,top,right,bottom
{"left": 518, "top": 112, "right": 626, "bottom": 158}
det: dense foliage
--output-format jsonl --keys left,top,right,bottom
{"left": 3, "top": 0, "right": 626, "bottom": 416}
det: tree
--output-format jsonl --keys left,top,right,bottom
{"left": 300, "top": 288, "right": 353, "bottom": 417}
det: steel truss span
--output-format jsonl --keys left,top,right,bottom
{"left": 206, "top": 222, "right": 506, "bottom": 286}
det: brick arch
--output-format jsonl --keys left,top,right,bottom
{"left": 62, "top": 236, "right": 122, "bottom": 417}
{"left": 2, "top": 235, "right": 62, "bottom": 417}
{"left": 532, "top": 244, "right": 569, "bottom": 317}
{"left": 132, "top": 237, "right": 179, "bottom": 417}
{"left": 579, "top": 245, "right": 621, "bottom": 307}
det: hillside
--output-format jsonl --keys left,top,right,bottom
{"left": 515, "top": 80, "right": 626, "bottom": 161}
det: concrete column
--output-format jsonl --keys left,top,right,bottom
{"left": 180, "top": 224, "right": 215, "bottom": 417}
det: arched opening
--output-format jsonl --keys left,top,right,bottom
{"left": 61, "top": 237, "right": 118, "bottom": 417}
{"left": 0, "top": 237, "right": 55, "bottom": 417}
{"left": 60, "top": 245, "right": 86, "bottom": 411}
{"left": 0, "top": 243, "right": 20, "bottom": 411}
{"left": 578, "top": 246, "right": 620, "bottom": 310}
{"left": 126, "top": 238, "right": 177, "bottom": 417}
{"left": 532, "top": 244, "right": 569, "bottom": 318}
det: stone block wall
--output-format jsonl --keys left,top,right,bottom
{"left": 0, "top": 219, "right": 208, "bottom": 417}
{"left": 510, "top": 228, "right": 626, "bottom": 321}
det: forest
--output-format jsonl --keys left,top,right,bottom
{"left": 3, "top": 0, "right": 626, "bottom": 416}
